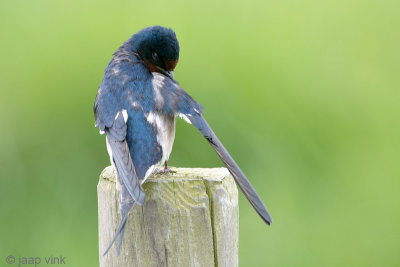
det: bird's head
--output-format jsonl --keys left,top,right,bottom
{"left": 130, "top": 26, "right": 180, "bottom": 77}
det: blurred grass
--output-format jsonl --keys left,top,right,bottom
{"left": 0, "top": 0, "right": 399, "bottom": 266}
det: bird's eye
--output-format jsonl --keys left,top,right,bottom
{"left": 152, "top": 52, "right": 159, "bottom": 62}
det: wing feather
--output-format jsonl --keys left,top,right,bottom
{"left": 151, "top": 73, "right": 272, "bottom": 225}
{"left": 188, "top": 113, "right": 272, "bottom": 225}
{"left": 106, "top": 112, "right": 145, "bottom": 205}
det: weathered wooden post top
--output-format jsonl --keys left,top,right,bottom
{"left": 98, "top": 166, "right": 239, "bottom": 267}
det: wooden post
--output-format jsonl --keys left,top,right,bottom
{"left": 98, "top": 166, "right": 238, "bottom": 267}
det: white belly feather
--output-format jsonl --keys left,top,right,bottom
{"left": 146, "top": 111, "right": 176, "bottom": 166}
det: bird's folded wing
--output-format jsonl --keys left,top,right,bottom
{"left": 187, "top": 113, "right": 272, "bottom": 225}
{"left": 106, "top": 112, "right": 145, "bottom": 205}
{"left": 151, "top": 72, "right": 271, "bottom": 225}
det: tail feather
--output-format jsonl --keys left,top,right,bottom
{"left": 117, "top": 220, "right": 127, "bottom": 255}
{"left": 103, "top": 213, "right": 129, "bottom": 256}
{"left": 188, "top": 113, "right": 272, "bottom": 225}
{"left": 103, "top": 178, "right": 136, "bottom": 256}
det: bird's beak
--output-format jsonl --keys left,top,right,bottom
{"left": 155, "top": 66, "right": 174, "bottom": 80}
{"left": 167, "top": 71, "right": 174, "bottom": 79}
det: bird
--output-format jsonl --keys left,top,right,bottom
{"left": 94, "top": 25, "right": 272, "bottom": 255}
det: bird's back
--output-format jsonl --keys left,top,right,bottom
{"left": 95, "top": 52, "right": 178, "bottom": 181}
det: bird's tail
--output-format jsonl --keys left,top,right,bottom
{"left": 103, "top": 182, "right": 135, "bottom": 256}
{"left": 103, "top": 211, "right": 130, "bottom": 256}
{"left": 188, "top": 113, "right": 272, "bottom": 225}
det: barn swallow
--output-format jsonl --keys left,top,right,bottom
{"left": 94, "top": 26, "right": 272, "bottom": 255}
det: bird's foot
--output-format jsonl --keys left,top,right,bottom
{"left": 155, "top": 168, "right": 176, "bottom": 174}
{"left": 154, "top": 161, "right": 176, "bottom": 174}
{"left": 163, "top": 167, "right": 176, "bottom": 174}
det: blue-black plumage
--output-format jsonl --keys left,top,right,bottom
{"left": 94, "top": 25, "right": 272, "bottom": 256}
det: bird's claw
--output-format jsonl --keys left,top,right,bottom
{"left": 155, "top": 168, "right": 176, "bottom": 174}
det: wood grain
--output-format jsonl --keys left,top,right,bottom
{"left": 98, "top": 166, "right": 238, "bottom": 267}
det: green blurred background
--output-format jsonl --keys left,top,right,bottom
{"left": 1, "top": 0, "right": 399, "bottom": 266}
